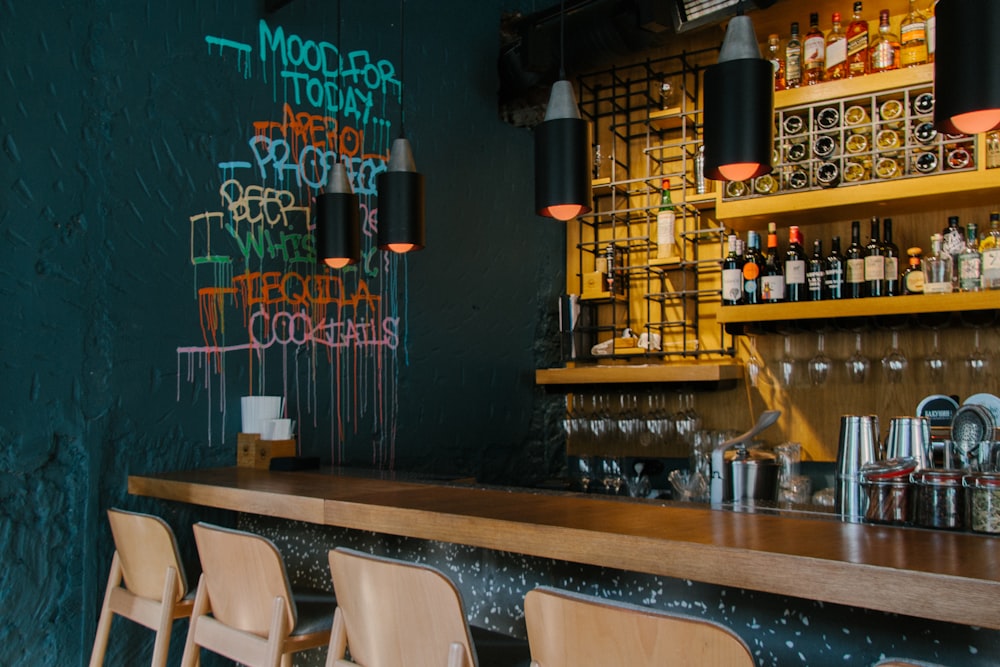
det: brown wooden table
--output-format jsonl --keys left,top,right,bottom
{"left": 129, "top": 466, "right": 1000, "bottom": 630}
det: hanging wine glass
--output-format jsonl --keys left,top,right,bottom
{"left": 967, "top": 329, "right": 990, "bottom": 384}
{"left": 779, "top": 336, "right": 798, "bottom": 387}
{"left": 807, "top": 333, "right": 832, "bottom": 386}
{"left": 845, "top": 333, "right": 871, "bottom": 384}
{"left": 925, "top": 330, "right": 947, "bottom": 384}
{"left": 881, "top": 331, "right": 908, "bottom": 384}
{"left": 746, "top": 336, "right": 770, "bottom": 387}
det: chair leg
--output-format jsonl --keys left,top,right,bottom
{"left": 149, "top": 566, "right": 180, "bottom": 667}
{"left": 88, "top": 552, "right": 123, "bottom": 667}
{"left": 265, "top": 595, "right": 290, "bottom": 667}
{"left": 180, "top": 575, "right": 210, "bottom": 667}
{"left": 447, "top": 641, "right": 466, "bottom": 667}
{"left": 325, "top": 607, "right": 347, "bottom": 667}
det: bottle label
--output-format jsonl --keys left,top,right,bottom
{"left": 722, "top": 268, "right": 743, "bottom": 302}
{"left": 923, "top": 280, "right": 953, "bottom": 294}
{"left": 826, "top": 39, "right": 847, "bottom": 68}
{"left": 927, "top": 16, "right": 936, "bottom": 56}
{"left": 871, "top": 44, "right": 896, "bottom": 71}
{"left": 761, "top": 275, "right": 785, "bottom": 301}
{"left": 884, "top": 256, "right": 898, "bottom": 281}
{"left": 825, "top": 265, "right": 844, "bottom": 292}
{"left": 847, "top": 32, "right": 868, "bottom": 58}
{"left": 901, "top": 24, "right": 926, "bottom": 43}
{"left": 942, "top": 231, "right": 965, "bottom": 256}
{"left": 846, "top": 258, "right": 865, "bottom": 283}
{"left": 904, "top": 269, "right": 924, "bottom": 294}
{"left": 786, "top": 49, "right": 802, "bottom": 84}
{"left": 656, "top": 210, "right": 676, "bottom": 256}
{"left": 959, "top": 256, "right": 982, "bottom": 288}
{"left": 983, "top": 248, "right": 1000, "bottom": 280}
{"left": 743, "top": 262, "right": 760, "bottom": 297}
{"left": 864, "top": 255, "right": 885, "bottom": 280}
{"left": 900, "top": 44, "right": 926, "bottom": 67}
{"left": 804, "top": 36, "right": 825, "bottom": 66}
{"left": 785, "top": 259, "right": 806, "bottom": 284}
{"left": 807, "top": 268, "right": 824, "bottom": 292}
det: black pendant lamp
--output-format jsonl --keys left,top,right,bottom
{"left": 314, "top": 0, "right": 360, "bottom": 269}
{"left": 703, "top": 9, "right": 774, "bottom": 182}
{"left": 534, "top": 0, "right": 592, "bottom": 221}
{"left": 934, "top": 0, "right": 1000, "bottom": 135}
{"left": 377, "top": 0, "right": 425, "bottom": 253}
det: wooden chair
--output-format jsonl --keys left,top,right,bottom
{"left": 89, "top": 508, "right": 194, "bottom": 667}
{"left": 326, "top": 547, "right": 484, "bottom": 667}
{"left": 524, "top": 586, "right": 754, "bottom": 667}
{"left": 181, "top": 522, "right": 335, "bottom": 667}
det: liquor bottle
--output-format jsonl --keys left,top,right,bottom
{"left": 825, "top": 235, "right": 845, "bottom": 300}
{"left": 864, "top": 217, "right": 885, "bottom": 297}
{"left": 605, "top": 243, "right": 617, "bottom": 294}
{"left": 980, "top": 212, "right": 1000, "bottom": 289}
{"left": 870, "top": 9, "right": 900, "bottom": 73}
{"left": 742, "top": 231, "right": 765, "bottom": 305}
{"left": 803, "top": 13, "right": 826, "bottom": 85}
{"left": 882, "top": 218, "right": 899, "bottom": 296}
{"left": 941, "top": 215, "right": 965, "bottom": 265}
{"left": 768, "top": 34, "right": 786, "bottom": 91}
{"left": 899, "top": 0, "right": 928, "bottom": 67}
{"left": 785, "top": 22, "right": 803, "bottom": 89}
{"left": 957, "top": 223, "right": 982, "bottom": 292}
{"left": 926, "top": 0, "right": 936, "bottom": 63}
{"left": 761, "top": 222, "right": 785, "bottom": 303}
{"left": 846, "top": 2, "right": 870, "bottom": 78}
{"left": 722, "top": 233, "right": 744, "bottom": 305}
{"left": 902, "top": 247, "right": 924, "bottom": 294}
{"left": 845, "top": 220, "right": 866, "bottom": 298}
{"left": 656, "top": 178, "right": 677, "bottom": 259}
{"left": 825, "top": 12, "right": 848, "bottom": 81}
{"left": 785, "top": 225, "right": 807, "bottom": 302}
{"left": 922, "top": 233, "right": 953, "bottom": 293}
{"left": 807, "top": 239, "right": 826, "bottom": 301}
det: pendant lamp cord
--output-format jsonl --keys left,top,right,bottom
{"left": 336, "top": 0, "right": 343, "bottom": 166}
{"left": 558, "top": 0, "right": 566, "bottom": 79}
{"left": 399, "top": 0, "right": 406, "bottom": 138}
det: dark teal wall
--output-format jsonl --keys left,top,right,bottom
{"left": 1, "top": 0, "right": 564, "bottom": 663}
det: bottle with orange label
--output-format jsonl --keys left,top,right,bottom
{"left": 741, "top": 231, "right": 764, "bottom": 305}
{"left": 899, "top": 0, "right": 928, "bottom": 67}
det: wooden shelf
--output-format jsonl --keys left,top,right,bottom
{"left": 534, "top": 362, "right": 742, "bottom": 385}
{"left": 773, "top": 64, "right": 934, "bottom": 109}
{"left": 648, "top": 107, "right": 703, "bottom": 131}
{"left": 716, "top": 291, "right": 1000, "bottom": 325}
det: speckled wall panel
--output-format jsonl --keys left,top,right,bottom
{"left": 247, "top": 515, "right": 1000, "bottom": 667}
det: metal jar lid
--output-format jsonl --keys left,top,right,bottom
{"left": 861, "top": 457, "right": 918, "bottom": 482}
{"left": 911, "top": 469, "right": 964, "bottom": 486}
{"left": 963, "top": 472, "right": 1000, "bottom": 489}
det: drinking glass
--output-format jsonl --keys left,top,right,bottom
{"left": 746, "top": 336, "right": 769, "bottom": 387}
{"left": 807, "top": 333, "right": 832, "bottom": 386}
{"left": 924, "top": 330, "right": 947, "bottom": 384}
{"left": 881, "top": 331, "right": 907, "bottom": 384}
{"left": 778, "top": 336, "right": 798, "bottom": 387}
{"left": 845, "top": 334, "right": 871, "bottom": 384}
{"left": 598, "top": 457, "right": 624, "bottom": 495}
{"left": 967, "top": 329, "right": 990, "bottom": 383}
{"left": 570, "top": 455, "right": 594, "bottom": 493}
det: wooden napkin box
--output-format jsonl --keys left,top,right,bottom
{"left": 237, "top": 433, "right": 296, "bottom": 469}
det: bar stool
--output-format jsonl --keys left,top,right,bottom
{"left": 327, "top": 547, "right": 531, "bottom": 667}
{"left": 524, "top": 586, "right": 754, "bottom": 667}
{"left": 181, "top": 522, "right": 335, "bottom": 667}
{"left": 89, "top": 508, "right": 195, "bottom": 667}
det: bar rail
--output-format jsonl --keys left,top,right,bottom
{"left": 128, "top": 467, "right": 1000, "bottom": 630}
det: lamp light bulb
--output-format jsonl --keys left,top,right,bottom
{"left": 544, "top": 203, "right": 586, "bottom": 221}
{"left": 386, "top": 243, "right": 416, "bottom": 253}
{"left": 950, "top": 109, "right": 1000, "bottom": 135}
{"left": 324, "top": 257, "right": 352, "bottom": 269}
{"left": 718, "top": 163, "right": 761, "bottom": 182}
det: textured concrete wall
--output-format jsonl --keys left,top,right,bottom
{"left": 1, "top": 1, "right": 562, "bottom": 664}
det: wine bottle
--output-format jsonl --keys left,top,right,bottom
{"left": 762, "top": 222, "right": 785, "bottom": 303}
{"left": 826, "top": 235, "right": 845, "bottom": 300}
{"left": 742, "top": 231, "right": 764, "bottom": 305}
{"left": 864, "top": 217, "right": 885, "bottom": 297}
{"left": 882, "top": 218, "right": 899, "bottom": 296}
{"left": 807, "top": 239, "right": 825, "bottom": 301}
{"left": 722, "top": 233, "right": 743, "bottom": 305}
{"left": 784, "top": 225, "right": 807, "bottom": 302}
{"left": 845, "top": 221, "right": 865, "bottom": 298}
{"left": 656, "top": 178, "right": 677, "bottom": 259}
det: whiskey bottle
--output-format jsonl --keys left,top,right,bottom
{"left": 722, "top": 233, "right": 744, "bottom": 305}
{"left": 785, "top": 225, "right": 807, "bottom": 302}
{"left": 803, "top": 13, "right": 826, "bottom": 85}
{"left": 768, "top": 34, "right": 786, "bottom": 91}
{"left": 762, "top": 222, "right": 786, "bottom": 303}
{"left": 864, "top": 217, "right": 885, "bottom": 297}
{"left": 957, "top": 223, "right": 982, "bottom": 292}
{"left": 899, "top": 0, "right": 928, "bottom": 67}
{"left": 870, "top": 9, "right": 900, "bottom": 73}
{"left": 846, "top": 2, "right": 870, "bottom": 78}
{"left": 980, "top": 212, "right": 1000, "bottom": 289}
{"left": 807, "top": 239, "right": 826, "bottom": 301}
{"left": 656, "top": 179, "right": 677, "bottom": 259}
{"left": 784, "top": 22, "right": 803, "bottom": 89}
{"left": 825, "top": 235, "right": 845, "bottom": 300}
{"left": 926, "top": 0, "right": 936, "bottom": 63}
{"left": 902, "top": 247, "right": 925, "bottom": 294}
{"left": 883, "top": 218, "right": 899, "bottom": 296}
{"left": 941, "top": 215, "right": 965, "bottom": 264}
{"left": 845, "top": 220, "right": 866, "bottom": 298}
{"left": 825, "top": 12, "right": 848, "bottom": 81}
{"left": 742, "top": 231, "right": 765, "bottom": 305}
{"left": 922, "top": 233, "right": 954, "bottom": 293}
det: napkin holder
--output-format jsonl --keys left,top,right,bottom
{"left": 237, "top": 433, "right": 296, "bottom": 469}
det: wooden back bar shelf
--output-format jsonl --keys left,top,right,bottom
{"left": 129, "top": 467, "right": 1000, "bottom": 632}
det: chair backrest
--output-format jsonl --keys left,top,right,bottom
{"left": 107, "top": 508, "right": 188, "bottom": 603}
{"left": 524, "top": 586, "right": 754, "bottom": 667}
{"left": 328, "top": 547, "right": 478, "bottom": 667}
{"left": 191, "top": 522, "right": 296, "bottom": 638}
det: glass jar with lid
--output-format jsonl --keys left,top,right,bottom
{"left": 964, "top": 472, "right": 1000, "bottom": 534}
{"left": 911, "top": 469, "right": 964, "bottom": 530}
{"left": 861, "top": 458, "right": 917, "bottom": 524}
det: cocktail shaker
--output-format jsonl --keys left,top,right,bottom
{"left": 835, "top": 415, "right": 880, "bottom": 521}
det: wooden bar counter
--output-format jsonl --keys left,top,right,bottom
{"left": 129, "top": 467, "right": 1000, "bottom": 631}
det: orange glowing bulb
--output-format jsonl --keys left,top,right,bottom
{"left": 387, "top": 243, "right": 416, "bottom": 253}
{"left": 950, "top": 109, "right": 1000, "bottom": 135}
{"left": 324, "top": 257, "right": 352, "bottom": 269}
{"left": 718, "top": 163, "right": 762, "bottom": 182}
{"left": 544, "top": 203, "right": 587, "bottom": 221}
